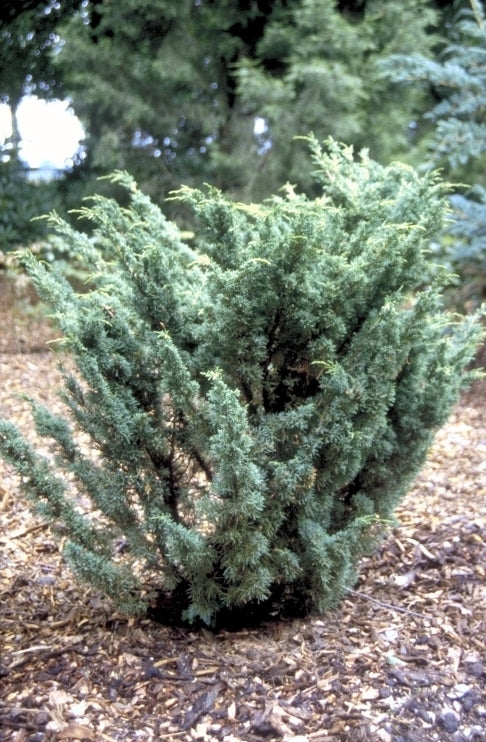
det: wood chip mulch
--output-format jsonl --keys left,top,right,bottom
{"left": 0, "top": 279, "right": 485, "bottom": 742}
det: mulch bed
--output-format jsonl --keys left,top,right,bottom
{"left": 0, "top": 273, "right": 485, "bottom": 742}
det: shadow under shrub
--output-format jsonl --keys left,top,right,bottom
{"left": 0, "top": 138, "right": 483, "bottom": 627}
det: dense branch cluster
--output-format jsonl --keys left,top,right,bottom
{"left": 0, "top": 139, "right": 482, "bottom": 626}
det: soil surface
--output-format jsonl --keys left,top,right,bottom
{"left": 0, "top": 272, "right": 485, "bottom": 742}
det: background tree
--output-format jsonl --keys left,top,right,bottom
{"left": 0, "top": 0, "right": 83, "bottom": 252}
{"left": 236, "top": 0, "right": 441, "bottom": 195}
{"left": 53, "top": 0, "right": 442, "bottom": 204}
{"left": 381, "top": 0, "right": 486, "bottom": 308}
{"left": 52, "top": 0, "right": 295, "bottom": 204}
{"left": 1, "top": 0, "right": 480, "bottom": 243}
{"left": 0, "top": 0, "right": 84, "bottom": 158}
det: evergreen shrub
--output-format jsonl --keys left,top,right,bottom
{"left": 0, "top": 139, "right": 483, "bottom": 627}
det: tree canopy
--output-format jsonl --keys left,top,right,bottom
{"left": 0, "top": 0, "right": 83, "bottom": 109}
{"left": 52, "top": 0, "right": 443, "bottom": 200}
{"left": 0, "top": 0, "right": 461, "bottom": 206}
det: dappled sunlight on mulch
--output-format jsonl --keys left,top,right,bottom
{"left": 0, "top": 290, "right": 485, "bottom": 741}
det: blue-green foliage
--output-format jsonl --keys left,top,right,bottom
{"left": 380, "top": 1, "right": 486, "bottom": 303}
{"left": 449, "top": 186, "right": 486, "bottom": 263}
{"left": 380, "top": 1, "right": 486, "bottom": 173}
{"left": 0, "top": 139, "right": 483, "bottom": 625}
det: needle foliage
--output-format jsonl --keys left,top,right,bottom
{"left": 0, "top": 139, "right": 482, "bottom": 626}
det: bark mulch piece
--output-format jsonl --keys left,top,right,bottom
{"left": 0, "top": 300, "right": 485, "bottom": 742}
